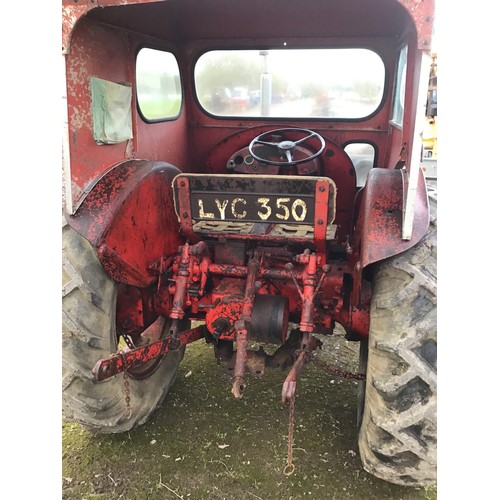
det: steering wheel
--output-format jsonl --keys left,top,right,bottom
{"left": 248, "top": 128, "right": 325, "bottom": 166}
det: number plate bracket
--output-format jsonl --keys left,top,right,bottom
{"left": 173, "top": 174, "right": 336, "bottom": 244}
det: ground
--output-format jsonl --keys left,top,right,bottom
{"left": 62, "top": 327, "right": 437, "bottom": 499}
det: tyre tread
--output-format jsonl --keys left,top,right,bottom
{"left": 358, "top": 196, "right": 437, "bottom": 485}
{"left": 62, "top": 225, "right": 184, "bottom": 433}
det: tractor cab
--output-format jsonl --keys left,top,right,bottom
{"left": 63, "top": 0, "right": 437, "bottom": 486}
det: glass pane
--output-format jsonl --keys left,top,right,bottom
{"left": 344, "top": 143, "right": 375, "bottom": 187}
{"left": 136, "top": 48, "right": 182, "bottom": 121}
{"left": 391, "top": 46, "right": 407, "bottom": 126}
{"left": 195, "top": 49, "right": 385, "bottom": 119}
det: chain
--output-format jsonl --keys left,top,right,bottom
{"left": 283, "top": 396, "right": 296, "bottom": 476}
{"left": 311, "top": 358, "right": 366, "bottom": 380}
{"left": 281, "top": 357, "right": 364, "bottom": 476}
{"left": 120, "top": 353, "right": 132, "bottom": 420}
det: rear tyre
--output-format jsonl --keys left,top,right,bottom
{"left": 358, "top": 196, "right": 437, "bottom": 485}
{"left": 62, "top": 223, "right": 185, "bottom": 433}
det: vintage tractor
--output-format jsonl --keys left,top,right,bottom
{"left": 62, "top": 0, "right": 436, "bottom": 486}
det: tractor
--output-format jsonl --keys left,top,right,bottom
{"left": 62, "top": 0, "right": 437, "bottom": 486}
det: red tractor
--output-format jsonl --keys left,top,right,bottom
{"left": 62, "top": 0, "right": 436, "bottom": 486}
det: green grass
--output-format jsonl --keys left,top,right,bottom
{"left": 63, "top": 337, "right": 437, "bottom": 499}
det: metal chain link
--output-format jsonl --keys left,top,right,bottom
{"left": 282, "top": 356, "right": 365, "bottom": 476}
{"left": 283, "top": 396, "right": 296, "bottom": 476}
{"left": 120, "top": 353, "right": 132, "bottom": 420}
{"left": 311, "top": 358, "right": 366, "bottom": 380}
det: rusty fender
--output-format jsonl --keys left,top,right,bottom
{"left": 65, "top": 160, "right": 184, "bottom": 287}
{"left": 350, "top": 168, "right": 429, "bottom": 300}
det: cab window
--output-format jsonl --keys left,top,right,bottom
{"left": 136, "top": 48, "right": 182, "bottom": 121}
{"left": 344, "top": 143, "right": 376, "bottom": 187}
{"left": 391, "top": 45, "right": 407, "bottom": 126}
{"left": 194, "top": 48, "right": 385, "bottom": 119}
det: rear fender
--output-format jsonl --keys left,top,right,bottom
{"left": 351, "top": 167, "right": 429, "bottom": 294}
{"left": 66, "top": 160, "right": 184, "bottom": 287}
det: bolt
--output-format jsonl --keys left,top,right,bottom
{"left": 317, "top": 219, "right": 323, "bottom": 225}
{"left": 319, "top": 186, "right": 325, "bottom": 192}
{"left": 183, "top": 212, "right": 189, "bottom": 218}
{"left": 180, "top": 181, "right": 186, "bottom": 187}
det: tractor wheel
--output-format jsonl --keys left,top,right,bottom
{"left": 62, "top": 223, "right": 185, "bottom": 433}
{"left": 358, "top": 195, "right": 437, "bottom": 486}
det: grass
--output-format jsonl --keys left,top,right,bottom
{"left": 62, "top": 332, "right": 437, "bottom": 499}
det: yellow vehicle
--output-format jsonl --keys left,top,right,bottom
{"left": 422, "top": 53, "right": 437, "bottom": 177}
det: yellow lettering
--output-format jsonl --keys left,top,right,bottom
{"left": 291, "top": 199, "right": 307, "bottom": 221}
{"left": 276, "top": 198, "right": 290, "bottom": 220}
{"left": 198, "top": 199, "right": 215, "bottom": 219}
{"left": 257, "top": 197, "right": 272, "bottom": 220}
{"left": 231, "top": 198, "right": 247, "bottom": 219}
{"left": 215, "top": 199, "right": 229, "bottom": 220}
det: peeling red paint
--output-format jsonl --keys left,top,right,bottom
{"left": 62, "top": 0, "right": 434, "bottom": 382}
{"left": 67, "top": 160, "right": 184, "bottom": 287}
{"left": 353, "top": 167, "right": 429, "bottom": 270}
{"left": 92, "top": 325, "right": 206, "bottom": 381}
{"left": 397, "top": 0, "right": 435, "bottom": 49}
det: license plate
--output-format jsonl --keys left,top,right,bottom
{"left": 173, "top": 174, "right": 335, "bottom": 225}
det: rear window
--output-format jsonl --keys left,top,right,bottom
{"left": 136, "top": 48, "right": 182, "bottom": 121}
{"left": 194, "top": 48, "right": 385, "bottom": 119}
